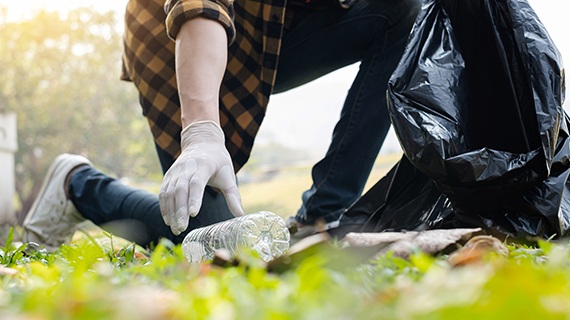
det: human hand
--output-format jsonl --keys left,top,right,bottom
{"left": 159, "top": 120, "right": 244, "bottom": 235}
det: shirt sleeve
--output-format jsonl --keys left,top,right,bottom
{"left": 164, "top": 0, "right": 236, "bottom": 45}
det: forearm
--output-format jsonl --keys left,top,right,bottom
{"left": 175, "top": 17, "right": 228, "bottom": 128}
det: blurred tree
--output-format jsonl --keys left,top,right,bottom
{"left": 0, "top": 8, "right": 162, "bottom": 222}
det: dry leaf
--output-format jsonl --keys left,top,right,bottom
{"left": 342, "top": 228, "right": 482, "bottom": 259}
{"left": 448, "top": 235, "right": 508, "bottom": 266}
{"left": 133, "top": 252, "right": 149, "bottom": 260}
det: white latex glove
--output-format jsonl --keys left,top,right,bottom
{"left": 159, "top": 120, "right": 244, "bottom": 235}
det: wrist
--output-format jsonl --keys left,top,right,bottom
{"left": 180, "top": 121, "right": 226, "bottom": 149}
{"left": 179, "top": 97, "right": 220, "bottom": 129}
{"left": 181, "top": 120, "right": 223, "bottom": 134}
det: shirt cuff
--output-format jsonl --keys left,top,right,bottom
{"left": 164, "top": 0, "right": 236, "bottom": 45}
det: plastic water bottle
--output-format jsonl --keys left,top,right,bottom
{"left": 182, "top": 211, "right": 290, "bottom": 263}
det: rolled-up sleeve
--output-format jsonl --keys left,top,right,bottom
{"left": 164, "top": 0, "right": 236, "bottom": 45}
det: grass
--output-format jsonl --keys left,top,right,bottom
{"left": 5, "top": 153, "right": 569, "bottom": 319}
{"left": 2, "top": 226, "right": 570, "bottom": 319}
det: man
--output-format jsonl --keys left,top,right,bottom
{"left": 23, "top": 0, "right": 421, "bottom": 249}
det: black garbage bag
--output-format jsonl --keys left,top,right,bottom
{"left": 336, "top": 0, "right": 567, "bottom": 239}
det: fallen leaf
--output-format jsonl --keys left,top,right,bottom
{"left": 342, "top": 228, "right": 482, "bottom": 259}
{"left": 448, "top": 235, "right": 508, "bottom": 266}
{"left": 133, "top": 252, "right": 149, "bottom": 260}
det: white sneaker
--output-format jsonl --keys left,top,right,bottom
{"left": 22, "top": 154, "right": 92, "bottom": 251}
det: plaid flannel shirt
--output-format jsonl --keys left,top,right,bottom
{"left": 121, "top": 0, "right": 286, "bottom": 172}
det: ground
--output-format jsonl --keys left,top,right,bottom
{"left": 2, "top": 154, "right": 569, "bottom": 319}
{"left": 1, "top": 226, "right": 570, "bottom": 319}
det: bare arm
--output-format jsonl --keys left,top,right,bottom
{"left": 160, "top": 17, "right": 243, "bottom": 235}
{"left": 175, "top": 17, "right": 228, "bottom": 128}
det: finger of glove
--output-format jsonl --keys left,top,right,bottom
{"left": 166, "top": 176, "right": 184, "bottom": 235}
{"left": 170, "top": 157, "right": 198, "bottom": 234}
{"left": 211, "top": 165, "right": 244, "bottom": 217}
{"left": 162, "top": 162, "right": 185, "bottom": 234}
{"left": 224, "top": 187, "right": 244, "bottom": 217}
{"left": 188, "top": 171, "right": 209, "bottom": 218}
{"left": 172, "top": 179, "right": 190, "bottom": 235}
{"left": 159, "top": 176, "right": 173, "bottom": 227}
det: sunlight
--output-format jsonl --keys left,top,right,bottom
{"left": 0, "top": 0, "right": 567, "bottom": 157}
{"left": 0, "top": 0, "right": 127, "bottom": 19}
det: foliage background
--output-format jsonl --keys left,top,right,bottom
{"left": 0, "top": 5, "right": 399, "bottom": 227}
{"left": 0, "top": 8, "right": 162, "bottom": 222}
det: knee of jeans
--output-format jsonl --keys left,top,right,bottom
{"left": 406, "top": 0, "right": 423, "bottom": 10}
{"left": 358, "top": 0, "right": 420, "bottom": 38}
{"left": 385, "top": 1, "right": 422, "bottom": 45}
{"left": 361, "top": 0, "right": 421, "bottom": 17}
{"left": 397, "top": 0, "right": 422, "bottom": 27}
{"left": 405, "top": 0, "right": 422, "bottom": 21}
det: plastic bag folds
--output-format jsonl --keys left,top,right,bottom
{"left": 339, "top": 0, "right": 567, "bottom": 239}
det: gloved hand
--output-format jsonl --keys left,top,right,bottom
{"left": 159, "top": 120, "right": 244, "bottom": 235}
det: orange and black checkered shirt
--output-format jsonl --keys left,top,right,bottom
{"left": 121, "top": 0, "right": 287, "bottom": 172}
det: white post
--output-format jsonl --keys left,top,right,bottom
{"left": 0, "top": 113, "right": 18, "bottom": 240}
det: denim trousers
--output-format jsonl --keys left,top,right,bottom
{"left": 68, "top": 0, "right": 421, "bottom": 247}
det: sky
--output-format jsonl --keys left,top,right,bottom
{"left": 0, "top": 0, "right": 568, "bottom": 157}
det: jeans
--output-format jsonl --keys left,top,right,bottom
{"left": 275, "top": 0, "right": 421, "bottom": 225}
{"left": 67, "top": 143, "right": 233, "bottom": 247}
{"left": 68, "top": 0, "right": 420, "bottom": 246}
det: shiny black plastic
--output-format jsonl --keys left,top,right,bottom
{"left": 337, "top": 0, "right": 567, "bottom": 239}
